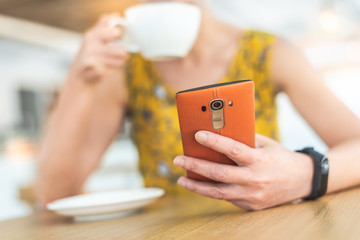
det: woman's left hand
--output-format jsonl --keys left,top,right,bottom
{"left": 173, "top": 131, "right": 314, "bottom": 210}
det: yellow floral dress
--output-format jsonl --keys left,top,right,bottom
{"left": 125, "top": 30, "right": 279, "bottom": 194}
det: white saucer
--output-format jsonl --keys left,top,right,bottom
{"left": 47, "top": 188, "right": 165, "bottom": 219}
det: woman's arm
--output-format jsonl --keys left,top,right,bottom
{"left": 271, "top": 38, "right": 360, "bottom": 193}
{"left": 36, "top": 14, "right": 129, "bottom": 204}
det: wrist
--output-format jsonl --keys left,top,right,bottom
{"left": 296, "top": 147, "right": 330, "bottom": 200}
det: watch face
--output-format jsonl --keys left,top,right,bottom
{"left": 319, "top": 156, "right": 329, "bottom": 197}
{"left": 321, "top": 157, "right": 330, "bottom": 175}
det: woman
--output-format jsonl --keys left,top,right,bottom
{"left": 36, "top": 0, "right": 360, "bottom": 210}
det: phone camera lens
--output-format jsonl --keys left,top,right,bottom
{"left": 214, "top": 102, "right": 221, "bottom": 108}
{"left": 210, "top": 99, "right": 224, "bottom": 111}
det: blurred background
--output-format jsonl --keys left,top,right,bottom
{"left": 0, "top": 0, "right": 359, "bottom": 221}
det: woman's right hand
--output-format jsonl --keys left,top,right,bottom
{"left": 72, "top": 13, "right": 129, "bottom": 84}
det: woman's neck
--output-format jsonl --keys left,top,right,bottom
{"left": 187, "top": 12, "right": 241, "bottom": 64}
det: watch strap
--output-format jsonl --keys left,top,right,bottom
{"left": 296, "top": 147, "right": 329, "bottom": 200}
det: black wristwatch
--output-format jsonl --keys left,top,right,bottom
{"left": 296, "top": 147, "right": 329, "bottom": 200}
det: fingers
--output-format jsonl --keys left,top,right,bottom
{"left": 80, "top": 12, "right": 128, "bottom": 72}
{"left": 228, "top": 200, "right": 258, "bottom": 211}
{"left": 98, "top": 55, "right": 126, "bottom": 68}
{"left": 177, "top": 176, "right": 271, "bottom": 211}
{"left": 101, "top": 48, "right": 128, "bottom": 68}
{"left": 73, "top": 13, "right": 127, "bottom": 83}
{"left": 97, "top": 28, "right": 123, "bottom": 42}
{"left": 80, "top": 47, "right": 126, "bottom": 70}
{"left": 78, "top": 50, "right": 125, "bottom": 82}
{"left": 174, "top": 155, "right": 250, "bottom": 184}
{"left": 86, "top": 13, "right": 124, "bottom": 43}
{"left": 177, "top": 176, "right": 244, "bottom": 201}
{"left": 102, "top": 44, "right": 129, "bottom": 60}
{"left": 195, "top": 131, "right": 256, "bottom": 165}
{"left": 85, "top": 27, "right": 122, "bottom": 43}
{"left": 80, "top": 34, "right": 128, "bottom": 71}
{"left": 97, "top": 13, "right": 123, "bottom": 42}
{"left": 79, "top": 52, "right": 125, "bottom": 72}
{"left": 97, "top": 13, "right": 121, "bottom": 28}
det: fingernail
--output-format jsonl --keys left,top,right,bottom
{"left": 173, "top": 157, "right": 184, "bottom": 168}
{"left": 195, "top": 132, "right": 208, "bottom": 142}
{"left": 178, "top": 178, "right": 186, "bottom": 188}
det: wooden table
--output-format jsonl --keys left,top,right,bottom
{"left": 2, "top": 188, "right": 360, "bottom": 240}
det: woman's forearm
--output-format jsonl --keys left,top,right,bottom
{"left": 36, "top": 77, "right": 99, "bottom": 204}
{"left": 326, "top": 138, "right": 360, "bottom": 194}
{"left": 36, "top": 14, "right": 131, "bottom": 204}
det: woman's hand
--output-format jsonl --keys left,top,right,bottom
{"left": 173, "top": 131, "right": 315, "bottom": 210}
{"left": 72, "top": 13, "right": 129, "bottom": 83}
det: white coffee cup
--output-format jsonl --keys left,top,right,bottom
{"left": 110, "top": 2, "right": 202, "bottom": 60}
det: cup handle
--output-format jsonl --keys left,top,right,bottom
{"left": 109, "top": 17, "right": 140, "bottom": 53}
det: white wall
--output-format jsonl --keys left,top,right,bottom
{"left": 0, "top": 38, "right": 72, "bottom": 134}
{"left": 211, "top": 0, "right": 321, "bottom": 37}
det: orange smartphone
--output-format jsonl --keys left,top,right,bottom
{"left": 176, "top": 80, "right": 255, "bottom": 181}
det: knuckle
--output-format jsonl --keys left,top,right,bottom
{"left": 186, "top": 181, "right": 195, "bottom": 191}
{"left": 210, "top": 187, "right": 224, "bottom": 200}
{"left": 248, "top": 202, "right": 264, "bottom": 211}
{"left": 229, "top": 141, "right": 242, "bottom": 156}
{"left": 187, "top": 160, "right": 199, "bottom": 172}
{"left": 247, "top": 192, "right": 266, "bottom": 210}
{"left": 249, "top": 174, "right": 270, "bottom": 188}
{"left": 210, "top": 166, "right": 228, "bottom": 182}
{"left": 248, "top": 191, "right": 266, "bottom": 210}
{"left": 253, "top": 191, "right": 266, "bottom": 203}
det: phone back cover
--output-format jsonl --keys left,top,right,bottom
{"left": 176, "top": 80, "right": 255, "bottom": 181}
